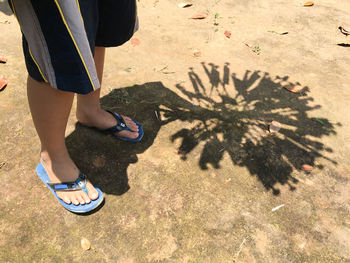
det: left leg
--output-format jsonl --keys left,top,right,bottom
{"left": 76, "top": 46, "right": 139, "bottom": 139}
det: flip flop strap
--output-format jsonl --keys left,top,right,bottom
{"left": 104, "top": 110, "right": 132, "bottom": 133}
{"left": 47, "top": 172, "right": 87, "bottom": 192}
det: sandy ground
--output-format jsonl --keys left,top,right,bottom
{"left": 1, "top": 0, "right": 350, "bottom": 262}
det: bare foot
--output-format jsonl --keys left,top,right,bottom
{"left": 40, "top": 152, "right": 99, "bottom": 205}
{"left": 76, "top": 108, "right": 140, "bottom": 139}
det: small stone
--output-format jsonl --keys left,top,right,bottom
{"left": 269, "top": 121, "right": 281, "bottom": 133}
{"left": 81, "top": 238, "right": 91, "bottom": 251}
{"left": 301, "top": 164, "right": 313, "bottom": 172}
{"left": 224, "top": 30, "right": 232, "bottom": 38}
{"left": 193, "top": 50, "right": 201, "bottom": 57}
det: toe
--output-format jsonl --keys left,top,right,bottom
{"left": 86, "top": 181, "right": 99, "bottom": 200}
{"left": 122, "top": 115, "right": 139, "bottom": 132}
{"left": 72, "top": 197, "right": 80, "bottom": 206}
{"left": 63, "top": 196, "right": 72, "bottom": 205}
{"left": 57, "top": 192, "right": 72, "bottom": 204}
{"left": 62, "top": 196, "right": 72, "bottom": 204}
{"left": 81, "top": 192, "right": 91, "bottom": 204}
{"left": 76, "top": 194, "right": 85, "bottom": 205}
{"left": 117, "top": 130, "right": 139, "bottom": 139}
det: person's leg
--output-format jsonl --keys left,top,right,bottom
{"left": 27, "top": 76, "right": 99, "bottom": 205}
{"left": 76, "top": 46, "right": 139, "bottom": 139}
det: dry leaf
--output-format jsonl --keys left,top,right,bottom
{"left": 224, "top": 30, "right": 232, "bottom": 38}
{"left": 339, "top": 24, "right": 350, "bottom": 36}
{"left": 130, "top": 38, "right": 140, "bottom": 46}
{"left": 284, "top": 84, "right": 307, "bottom": 93}
{"left": 301, "top": 164, "right": 313, "bottom": 172}
{"left": 244, "top": 42, "right": 252, "bottom": 48}
{"left": 193, "top": 50, "right": 201, "bottom": 57}
{"left": 0, "top": 54, "right": 7, "bottom": 63}
{"left": 178, "top": 2, "right": 192, "bottom": 8}
{"left": 191, "top": 13, "right": 207, "bottom": 19}
{"left": 81, "top": 238, "right": 91, "bottom": 251}
{"left": 303, "top": 1, "right": 314, "bottom": 6}
{"left": 0, "top": 76, "right": 8, "bottom": 92}
{"left": 269, "top": 121, "right": 281, "bottom": 133}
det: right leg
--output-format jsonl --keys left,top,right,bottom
{"left": 27, "top": 76, "right": 98, "bottom": 205}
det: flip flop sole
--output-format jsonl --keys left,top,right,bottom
{"left": 36, "top": 163, "right": 104, "bottom": 213}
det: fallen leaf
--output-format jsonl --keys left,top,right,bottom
{"left": 0, "top": 76, "right": 8, "bottom": 92}
{"left": 191, "top": 13, "right": 207, "bottom": 19}
{"left": 178, "top": 2, "right": 193, "bottom": 8}
{"left": 0, "top": 54, "right": 7, "bottom": 63}
{"left": 303, "top": 1, "right": 314, "bottom": 6}
{"left": 284, "top": 84, "right": 307, "bottom": 93}
{"left": 244, "top": 42, "right": 252, "bottom": 48}
{"left": 224, "top": 30, "right": 231, "bottom": 38}
{"left": 269, "top": 121, "right": 281, "bottom": 133}
{"left": 130, "top": 38, "right": 140, "bottom": 46}
{"left": 193, "top": 50, "right": 201, "bottom": 57}
{"left": 301, "top": 164, "right": 313, "bottom": 172}
{"left": 339, "top": 24, "right": 350, "bottom": 36}
{"left": 81, "top": 238, "right": 91, "bottom": 251}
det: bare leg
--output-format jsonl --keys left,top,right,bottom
{"left": 76, "top": 46, "right": 139, "bottom": 139}
{"left": 27, "top": 76, "right": 98, "bottom": 205}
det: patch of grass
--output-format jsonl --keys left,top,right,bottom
{"left": 252, "top": 45, "right": 261, "bottom": 55}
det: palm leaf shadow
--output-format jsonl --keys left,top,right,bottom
{"left": 167, "top": 63, "right": 338, "bottom": 195}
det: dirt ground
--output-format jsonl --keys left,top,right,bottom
{"left": 1, "top": 0, "right": 350, "bottom": 262}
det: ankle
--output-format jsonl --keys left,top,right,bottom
{"left": 40, "top": 149, "right": 70, "bottom": 165}
{"left": 76, "top": 105, "right": 101, "bottom": 121}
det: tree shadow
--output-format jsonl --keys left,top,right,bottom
{"left": 0, "top": 1, "right": 12, "bottom": 16}
{"left": 65, "top": 62, "right": 338, "bottom": 197}
{"left": 172, "top": 63, "right": 338, "bottom": 194}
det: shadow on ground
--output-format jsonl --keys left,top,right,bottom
{"left": 66, "top": 62, "right": 338, "bottom": 197}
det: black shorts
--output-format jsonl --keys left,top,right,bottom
{"left": 8, "top": 0, "right": 138, "bottom": 94}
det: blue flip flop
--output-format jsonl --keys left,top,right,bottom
{"left": 104, "top": 110, "right": 144, "bottom": 142}
{"left": 36, "top": 162, "right": 104, "bottom": 213}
